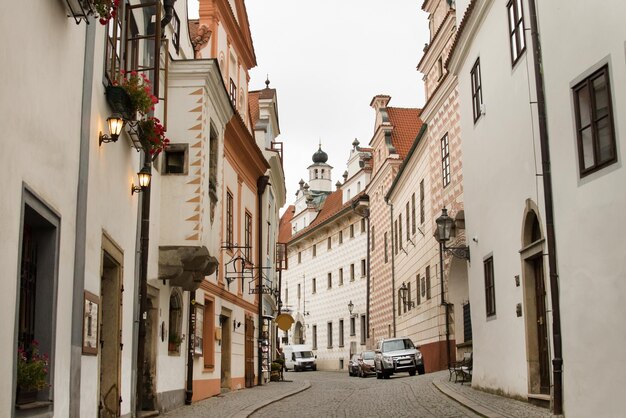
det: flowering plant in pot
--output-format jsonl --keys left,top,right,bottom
{"left": 16, "top": 340, "right": 49, "bottom": 404}
{"left": 93, "top": 0, "right": 120, "bottom": 25}
{"left": 168, "top": 332, "right": 182, "bottom": 352}
{"left": 111, "top": 71, "right": 159, "bottom": 117}
{"left": 138, "top": 117, "right": 170, "bottom": 156}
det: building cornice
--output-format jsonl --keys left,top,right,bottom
{"left": 446, "top": 0, "right": 494, "bottom": 74}
{"left": 417, "top": 11, "right": 456, "bottom": 71}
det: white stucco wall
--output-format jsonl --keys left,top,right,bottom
{"left": 538, "top": 2, "right": 626, "bottom": 416}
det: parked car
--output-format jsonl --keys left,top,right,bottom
{"left": 348, "top": 354, "right": 360, "bottom": 376}
{"left": 358, "top": 350, "right": 376, "bottom": 377}
{"left": 374, "top": 337, "right": 424, "bottom": 379}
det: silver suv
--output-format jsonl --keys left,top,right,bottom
{"left": 374, "top": 337, "right": 425, "bottom": 379}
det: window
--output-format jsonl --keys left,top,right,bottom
{"left": 361, "top": 218, "right": 366, "bottom": 233}
{"left": 361, "top": 259, "right": 366, "bottom": 277}
{"left": 312, "top": 244, "right": 317, "bottom": 257}
{"left": 312, "top": 278, "right": 316, "bottom": 293}
{"left": 394, "top": 220, "right": 399, "bottom": 255}
{"left": 426, "top": 266, "right": 431, "bottom": 300}
{"left": 339, "top": 268, "right": 344, "bottom": 286}
{"left": 339, "top": 319, "right": 345, "bottom": 347}
{"left": 405, "top": 203, "right": 410, "bottom": 240}
{"left": 350, "top": 264, "right": 355, "bottom": 281}
{"left": 371, "top": 225, "right": 375, "bottom": 250}
{"left": 441, "top": 133, "right": 451, "bottom": 187}
{"left": 411, "top": 193, "right": 416, "bottom": 234}
{"left": 507, "top": 0, "right": 526, "bottom": 64}
{"left": 471, "top": 58, "right": 483, "bottom": 123}
{"left": 327, "top": 322, "right": 333, "bottom": 348}
{"left": 399, "top": 214, "right": 403, "bottom": 251}
{"left": 327, "top": 237, "right": 332, "bottom": 250}
{"left": 209, "top": 125, "right": 219, "bottom": 211}
{"left": 484, "top": 256, "right": 496, "bottom": 317}
{"left": 226, "top": 190, "right": 234, "bottom": 249}
{"left": 384, "top": 232, "right": 388, "bottom": 263}
{"left": 419, "top": 180, "right": 425, "bottom": 224}
{"left": 360, "top": 315, "right": 366, "bottom": 345}
{"left": 104, "top": 11, "right": 123, "bottom": 82}
{"left": 298, "top": 252, "right": 301, "bottom": 263}
{"left": 416, "top": 274, "right": 421, "bottom": 305}
{"left": 339, "top": 231, "right": 343, "bottom": 244}
{"left": 203, "top": 300, "right": 215, "bottom": 368}
{"left": 169, "top": 290, "right": 183, "bottom": 354}
{"left": 16, "top": 191, "right": 60, "bottom": 404}
{"left": 407, "top": 281, "right": 413, "bottom": 311}
{"left": 312, "top": 325, "right": 317, "bottom": 349}
{"left": 437, "top": 56, "right": 444, "bottom": 80}
{"left": 327, "top": 272, "right": 332, "bottom": 289}
{"left": 573, "top": 65, "right": 617, "bottom": 176}
{"left": 171, "top": 9, "right": 181, "bottom": 53}
{"left": 297, "top": 283, "right": 301, "bottom": 300}
{"left": 229, "top": 78, "right": 237, "bottom": 107}
{"left": 350, "top": 317, "right": 356, "bottom": 336}
{"left": 350, "top": 224, "right": 355, "bottom": 238}
{"left": 244, "top": 211, "right": 252, "bottom": 262}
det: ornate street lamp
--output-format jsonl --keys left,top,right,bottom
{"left": 398, "top": 282, "right": 415, "bottom": 309}
{"left": 435, "top": 208, "right": 470, "bottom": 260}
{"left": 99, "top": 113, "right": 126, "bottom": 145}
{"left": 131, "top": 166, "right": 152, "bottom": 195}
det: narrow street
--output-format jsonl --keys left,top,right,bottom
{"left": 251, "top": 371, "right": 479, "bottom": 418}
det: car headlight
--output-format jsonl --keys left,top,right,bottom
{"left": 382, "top": 355, "right": 394, "bottom": 365}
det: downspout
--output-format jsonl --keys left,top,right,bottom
{"left": 439, "top": 242, "right": 451, "bottom": 368}
{"left": 185, "top": 292, "right": 194, "bottom": 404}
{"left": 135, "top": 158, "right": 152, "bottom": 416}
{"left": 385, "top": 198, "right": 396, "bottom": 338}
{"left": 160, "top": 0, "right": 177, "bottom": 28}
{"left": 70, "top": 21, "right": 96, "bottom": 418}
{"left": 366, "top": 215, "right": 371, "bottom": 341}
{"left": 528, "top": 1, "right": 563, "bottom": 414}
{"left": 257, "top": 175, "right": 270, "bottom": 386}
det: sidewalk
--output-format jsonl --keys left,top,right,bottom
{"left": 431, "top": 371, "right": 552, "bottom": 418}
{"left": 160, "top": 379, "right": 310, "bottom": 418}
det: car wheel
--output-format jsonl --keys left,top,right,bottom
{"left": 417, "top": 364, "right": 425, "bottom": 375}
{"left": 312, "top": 365, "right": 317, "bottom": 371}
{"left": 383, "top": 372, "right": 390, "bottom": 379}
{"left": 409, "top": 369, "right": 416, "bottom": 377}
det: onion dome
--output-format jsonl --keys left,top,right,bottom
{"left": 312, "top": 144, "right": 328, "bottom": 163}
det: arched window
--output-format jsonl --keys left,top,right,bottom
{"left": 168, "top": 289, "right": 183, "bottom": 354}
{"left": 314, "top": 169, "right": 318, "bottom": 179}
{"left": 523, "top": 210, "right": 542, "bottom": 247}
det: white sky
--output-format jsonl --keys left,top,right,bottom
{"left": 188, "top": 1, "right": 429, "bottom": 208}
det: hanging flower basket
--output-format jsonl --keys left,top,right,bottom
{"left": 92, "top": 0, "right": 120, "bottom": 25}
{"left": 138, "top": 117, "right": 170, "bottom": 157}
{"left": 111, "top": 71, "right": 158, "bottom": 117}
{"left": 105, "top": 85, "right": 134, "bottom": 121}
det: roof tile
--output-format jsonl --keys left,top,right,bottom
{"left": 386, "top": 107, "right": 424, "bottom": 159}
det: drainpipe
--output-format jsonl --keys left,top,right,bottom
{"left": 385, "top": 198, "right": 396, "bottom": 338}
{"left": 257, "top": 175, "right": 270, "bottom": 386}
{"left": 160, "top": 0, "right": 177, "bottom": 28}
{"left": 185, "top": 292, "right": 195, "bottom": 404}
{"left": 528, "top": 1, "right": 563, "bottom": 414}
{"left": 366, "top": 214, "right": 371, "bottom": 341}
{"left": 70, "top": 21, "right": 96, "bottom": 418}
{"left": 135, "top": 158, "right": 152, "bottom": 416}
{"left": 439, "top": 241, "right": 451, "bottom": 368}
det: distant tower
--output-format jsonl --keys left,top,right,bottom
{"left": 307, "top": 143, "right": 333, "bottom": 192}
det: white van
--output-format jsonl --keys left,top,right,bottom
{"left": 283, "top": 344, "right": 317, "bottom": 371}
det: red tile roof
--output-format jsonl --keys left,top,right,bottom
{"left": 386, "top": 107, "right": 424, "bottom": 159}
{"left": 278, "top": 205, "right": 295, "bottom": 243}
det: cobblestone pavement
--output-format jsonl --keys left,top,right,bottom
{"left": 161, "top": 370, "right": 553, "bottom": 418}
{"left": 253, "top": 371, "right": 480, "bottom": 418}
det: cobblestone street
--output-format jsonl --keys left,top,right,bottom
{"left": 162, "top": 370, "right": 552, "bottom": 418}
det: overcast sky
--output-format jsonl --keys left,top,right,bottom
{"left": 189, "top": 1, "right": 429, "bottom": 209}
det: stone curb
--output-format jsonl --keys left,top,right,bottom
{"left": 230, "top": 381, "right": 312, "bottom": 418}
{"left": 432, "top": 379, "right": 506, "bottom": 418}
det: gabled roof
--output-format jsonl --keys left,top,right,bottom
{"left": 387, "top": 107, "right": 424, "bottom": 159}
{"left": 278, "top": 205, "right": 295, "bottom": 242}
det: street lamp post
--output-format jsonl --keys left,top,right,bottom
{"left": 434, "top": 208, "right": 470, "bottom": 369}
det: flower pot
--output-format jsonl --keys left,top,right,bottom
{"left": 105, "top": 85, "right": 135, "bottom": 121}
{"left": 16, "top": 388, "right": 38, "bottom": 405}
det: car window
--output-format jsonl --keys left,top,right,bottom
{"left": 403, "top": 339, "right": 415, "bottom": 349}
{"left": 362, "top": 351, "right": 375, "bottom": 360}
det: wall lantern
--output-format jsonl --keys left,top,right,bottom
{"left": 99, "top": 113, "right": 126, "bottom": 146}
{"left": 398, "top": 282, "right": 415, "bottom": 309}
{"left": 347, "top": 300, "right": 357, "bottom": 317}
{"left": 131, "top": 166, "right": 152, "bottom": 195}
{"left": 435, "top": 208, "right": 470, "bottom": 260}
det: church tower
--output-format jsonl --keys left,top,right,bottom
{"left": 307, "top": 144, "right": 333, "bottom": 192}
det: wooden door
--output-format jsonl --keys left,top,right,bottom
{"left": 533, "top": 257, "right": 550, "bottom": 394}
{"left": 245, "top": 316, "right": 255, "bottom": 387}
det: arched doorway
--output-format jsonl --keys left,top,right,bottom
{"left": 520, "top": 201, "right": 551, "bottom": 396}
{"left": 293, "top": 321, "right": 304, "bottom": 344}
